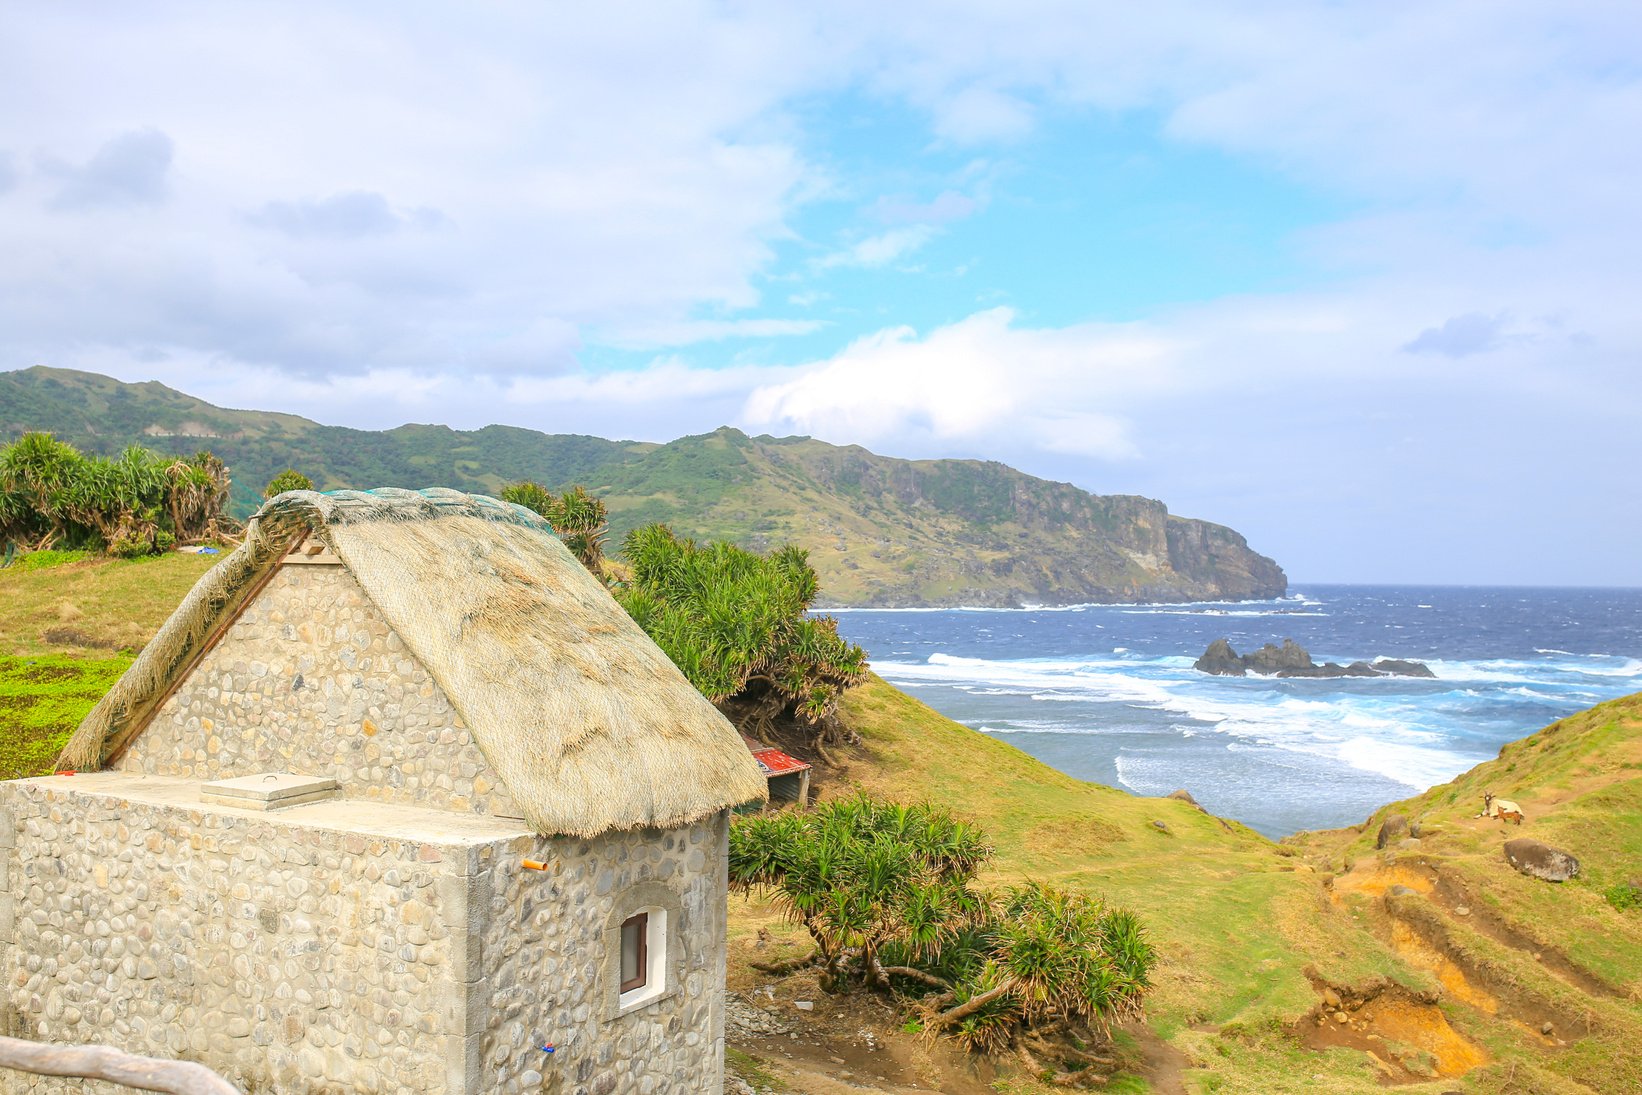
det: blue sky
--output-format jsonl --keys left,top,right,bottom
{"left": 3, "top": 3, "right": 1640, "bottom": 585}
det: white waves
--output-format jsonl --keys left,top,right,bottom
{"left": 875, "top": 650, "right": 1529, "bottom": 792}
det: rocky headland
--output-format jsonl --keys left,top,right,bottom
{"left": 0, "top": 366, "right": 1288, "bottom": 608}
{"left": 1194, "top": 637, "right": 1435, "bottom": 679}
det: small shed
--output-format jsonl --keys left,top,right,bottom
{"left": 741, "top": 735, "right": 812, "bottom": 807}
{"left": 0, "top": 488, "right": 767, "bottom": 1095}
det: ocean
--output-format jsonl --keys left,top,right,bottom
{"left": 828, "top": 585, "right": 1642, "bottom": 838}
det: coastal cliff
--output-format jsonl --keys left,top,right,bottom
{"left": 0, "top": 366, "right": 1286, "bottom": 606}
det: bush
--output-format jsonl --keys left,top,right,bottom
{"left": 1, "top": 433, "right": 233, "bottom": 557}
{"left": 263, "top": 469, "right": 313, "bottom": 498}
{"left": 731, "top": 797, "right": 991, "bottom": 990}
{"left": 1605, "top": 881, "right": 1642, "bottom": 912}
{"left": 1, "top": 549, "right": 93, "bottom": 572}
{"left": 616, "top": 524, "right": 867, "bottom": 751}
{"left": 730, "top": 797, "right": 1154, "bottom": 1070}
{"left": 500, "top": 481, "right": 608, "bottom": 572}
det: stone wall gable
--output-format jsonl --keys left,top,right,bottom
{"left": 122, "top": 563, "right": 524, "bottom": 819}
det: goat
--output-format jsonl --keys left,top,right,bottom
{"left": 1477, "top": 791, "right": 1525, "bottom": 825}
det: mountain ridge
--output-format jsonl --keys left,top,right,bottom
{"left": 0, "top": 365, "right": 1285, "bottom": 606}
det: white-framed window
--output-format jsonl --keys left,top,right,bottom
{"left": 617, "top": 906, "right": 666, "bottom": 1008}
{"left": 603, "top": 882, "right": 681, "bottom": 1020}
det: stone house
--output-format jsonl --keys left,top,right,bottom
{"left": 0, "top": 487, "right": 768, "bottom": 1094}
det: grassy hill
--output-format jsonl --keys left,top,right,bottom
{"left": 3, "top": 554, "right": 1637, "bottom": 1092}
{"left": 0, "top": 366, "right": 1284, "bottom": 607}
{"left": 807, "top": 679, "right": 1642, "bottom": 1094}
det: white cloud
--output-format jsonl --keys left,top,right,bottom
{"left": 3, "top": 2, "right": 1641, "bottom": 582}
{"left": 0, "top": 5, "right": 836, "bottom": 374}
{"left": 245, "top": 191, "right": 447, "bottom": 238}
{"left": 43, "top": 129, "right": 173, "bottom": 209}
{"left": 931, "top": 85, "right": 1036, "bottom": 144}
{"left": 816, "top": 225, "right": 938, "bottom": 269}
{"left": 871, "top": 190, "right": 979, "bottom": 224}
{"left": 743, "top": 308, "right": 1174, "bottom": 459}
{"left": 6, "top": 2, "right": 1638, "bottom": 384}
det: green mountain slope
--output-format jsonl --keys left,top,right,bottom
{"left": 0, "top": 366, "right": 1285, "bottom": 606}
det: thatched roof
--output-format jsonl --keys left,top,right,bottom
{"left": 59, "top": 487, "right": 768, "bottom": 836}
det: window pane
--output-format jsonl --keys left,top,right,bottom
{"left": 620, "top": 913, "right": 647, "bottom": 990}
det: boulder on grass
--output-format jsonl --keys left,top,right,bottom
{"left": 1375, "top": 814, "right": 1410, "bottom": 850}
{"left": 1166, "top": 788, "right": 1203, "bottom": 809}
{"left": 1504, "top": 838, "right": 1580, "bottom": 883}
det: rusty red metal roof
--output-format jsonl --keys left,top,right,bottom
{"left": 742, "top": 734, "right": 811, "bottom": 777}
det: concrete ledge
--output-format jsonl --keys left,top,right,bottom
{"left": 10, "top": 773, "right": 532, "bottom": 845}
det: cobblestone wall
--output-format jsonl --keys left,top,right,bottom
{"left": 124, "top": 565, "right": 523, "bottom": 820}
{"left": 477, "top": 812, "right": 730, "bottom": 1095}
{"left": 0, "top": 780, "right": 477, "bottom": 1095}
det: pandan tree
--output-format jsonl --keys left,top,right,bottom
{"left": 729, "top": 798, "right": 1155, "bottom": 1084}
{"left": 500, "top": 481, "right": 609, "bottom": 573}
{"left": 0, "top": 433, "right": 235, "bottom": 556}
{"left": 615, "top": 523, "right": 868, "bottom": 754}
{"left": 729, "top": 797, "right": 991, "bottom": 991}
{"left": 167, "top": 450, "right": 233, "bottom": 542}
{"left": 0, "top": 432, "right": 83, "bottom": 549}
{"left": 263, "top": 469, "right": 314, "bottom": 499}
{"left": 928, "top": 883, "right": 1155, "bottom": 1072}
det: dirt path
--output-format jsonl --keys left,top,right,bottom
{"left": 726, "top": 990, "right": 1191, "bottom": 1093}
{"left": 1127, "top": 1020, "right": 1189, "bottom": 1095}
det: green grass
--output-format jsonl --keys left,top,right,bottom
{"left": 832, "top": 676, "right": 1642, "bottom": 1093}
{"left": 0, "top": 652, "right": 131, "bottom": 779}
{"left": 832, "top": 678, "right": 1397, "bottom": 1083}
{"left": 724, "top": 1046, "right": 788, "bottom": 1091}
{"left": 3, "top": 549, "right": 93, "bottom": 572}
{"left": 1605, "top": 881, "right": 1642, "bottom": 912}
{"left": 0, "top": 551, "right": 217, "bottom": 779}
{"left": 0, "top": 550, "right": 217, "bottom": 656}
{"left": 1320, "top": 694, "right": 1642, "bottom": 998}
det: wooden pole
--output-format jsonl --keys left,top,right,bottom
{"left": 0, "top": 1036, "right": 242, "bottom": 1095}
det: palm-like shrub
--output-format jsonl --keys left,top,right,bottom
{"left": 616, "top": 524, "right": 867, "bottom": 750}
{"left": 0, "top": 434, "right": 234, "bottom": 557}
{"left": 500, "top": 481, "right": 609, "bottom": 572}
{"left": 730, "top": 798, "right": 991, "bottom": 989}
{"left": 730, "top": 798, "right": 1154, "bottom": 1080}
{"left": 0, "top": 433, "right": 83, "bottom": 548}
{"left": 165, "top": 451, "right": 232, "bottom": 543}
{"left": 936, "top": 883, "right": 1154, "bottom": 1061}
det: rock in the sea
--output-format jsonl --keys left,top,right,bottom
{"left": 1372, "top": 658, "right": 1437, "bottom": 679}
{"left": 1504, "top": 838, "right": 1581, "bottom": 883}
{"left": 1245, "top": 639, "right": 1315, "bottom": 674}
{"left": 1194, "top": 638, "right": 1246, "bottom": 676}
{"left": 1193, "top": 638, "right": 1435, "bottom": 679}
{"left": 1376, "top": 815, "right": 1410, "bottom": 849}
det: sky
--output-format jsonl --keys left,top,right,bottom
{"left": 2, "top": 2, "right": 1640, "bottom": 586}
